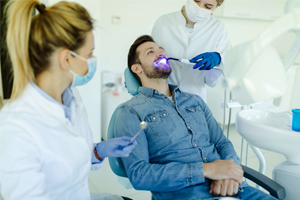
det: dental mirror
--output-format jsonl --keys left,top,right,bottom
{"left": 129, "top": 121, "right": 148, "bottom": 144}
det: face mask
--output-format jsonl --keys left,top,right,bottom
{"left": 68, "top": 51, "right": 97, "bottom": 87}
{"left": 185, "top": 0, "right": 212, "bottom": 22}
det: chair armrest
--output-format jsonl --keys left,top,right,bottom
{"left": 241, "top": 165, "right": 286, "bottom": 199}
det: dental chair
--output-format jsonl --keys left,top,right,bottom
{"left": 107, "top": 68, "right": 286, "bottom": 200}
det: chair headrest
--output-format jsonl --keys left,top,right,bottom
{"left": 124, "top": 68, "right": 141, "bottom": 96}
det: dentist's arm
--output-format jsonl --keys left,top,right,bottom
{"left": 203, "top": 26, "right": 230, "bottom": 87}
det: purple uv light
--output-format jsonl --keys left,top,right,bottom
{"left": 153, "top": 57, "right": 171, "bottom": 69}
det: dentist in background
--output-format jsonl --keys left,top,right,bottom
{"left": 152, "top": 0, "right": 230, "bottom": 102}
{"left": 0, "top": 1, "right": 136, "bottom": 199}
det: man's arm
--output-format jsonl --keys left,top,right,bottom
{"left": 114, "top": 106, "right": 205, "bottom": 192}
{"left": 197, "top": 96, "right": 244, "bottom": 192}
{"left": 197, "top": 96, "right": 240, "bottom": 165}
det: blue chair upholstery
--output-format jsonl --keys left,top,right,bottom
{"left": 107, "top": 68, "right": 286, "bottom": 199}
{"left": 107, "top": 103, "right": 127, "bottom": 177}
{"left": 124, "top": 68, "right": 140, "bottom": 96}
{"left": 107, "top": 68, "right": 141, "bottom": 178}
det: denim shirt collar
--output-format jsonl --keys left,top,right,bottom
{"left": 138, "top": 84, "right": 181, "bottom": 98}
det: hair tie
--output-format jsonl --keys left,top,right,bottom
{"left": 36, "top": 4, "right": 46, "bottom": 14}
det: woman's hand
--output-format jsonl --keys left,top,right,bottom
{"left": 190, "top": 52, "right": 221, "bottom": 70}
{"left": 96, "top": 136, "right": 138, "bottom": 158}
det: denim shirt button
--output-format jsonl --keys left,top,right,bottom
{"left": 194, "top": 144, "right": 197, "bottom": 147}
{"left": 204, "top": 157, "right": 207, "bottom": 160}
{"left": 198, "top": 108, "right": 201, "bottom": 110}
{"left": 188, "top": 126, "right": 191, "bottom": 129}
{"left": 163, "top": 114, "right": 167, "bottom": 117}
{"left": 153, "top": 117, "right": 156, "bottom": 120}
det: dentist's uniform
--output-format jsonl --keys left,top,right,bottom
{"left": 0, "top": 83, "right": 101, "bottom": 200}
{"left": 0, "top": 51, "right": 134, "bottom": 200}
{"left": 152, "top": 0, "right": 230, "bottom": 102}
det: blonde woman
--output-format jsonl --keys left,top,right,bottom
{"left": 152, "top": 0, "right": 230, "bottom": 102}
{"left": 0, "top": 1, "right": 136, "bottom": 199}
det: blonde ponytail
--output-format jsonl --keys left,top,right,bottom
{"left": 5, "top": 0, "right": 39, "bottom": 101}
{"left": 5, "top": 0, "right": 93, "bottom": 101}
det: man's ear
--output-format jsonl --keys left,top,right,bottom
{"left": 131, "top": 63, "right": 143, "bottom": 75}
{"left": 58, "top": 49, "right": 71, "bottom": 71}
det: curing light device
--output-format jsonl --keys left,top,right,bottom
{"left": 153, "top": 57, "right": 202, "bottom": 68}
{"left": 166, "top": 57, "right": 198, "bottom": 64}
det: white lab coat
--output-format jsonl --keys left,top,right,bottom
{"left": 152, "top": 9, "right": 230, "bottom": 101}
{"left": 0, "top": 83, "right": 101, "bottom": 200}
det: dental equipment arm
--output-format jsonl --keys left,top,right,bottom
{"left": 221, "top": 7, "right": 300, "bottom": 105}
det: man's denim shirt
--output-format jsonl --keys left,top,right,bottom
{"left": 115, "top": 85, "right": 240, "bottom": 200}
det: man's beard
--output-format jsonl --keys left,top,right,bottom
{"left": 141, "top": 62, "right": 172, "bottom": 79}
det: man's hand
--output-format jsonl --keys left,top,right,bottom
{"left": 209, "top": 179, "right": 239, "bottom": 197}
{"left": 203, "top": 159, "right": 244, "bottom": 185}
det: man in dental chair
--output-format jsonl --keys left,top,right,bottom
{"left": 114, "top": 35, "right": 277, "bottom": 200}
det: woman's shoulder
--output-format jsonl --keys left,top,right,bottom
{"left": 0, "top": 93, "right": 34, "bottom": 118}
{"left": 210, "top": 16, "right": 226, "bottom": 29}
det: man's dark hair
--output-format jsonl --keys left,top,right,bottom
{"left": 127, "top": 35, "right": 155, "bottom": 84}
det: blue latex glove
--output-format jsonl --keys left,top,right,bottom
{"left": 96, "top": 136, "right": 138, "bottom": 158}
{"left": 190, "top": 52, "right": 221, "bottom": 70}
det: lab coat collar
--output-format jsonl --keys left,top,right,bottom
{"left": 138, "top": 84, "right": 181, "bottom": 98}
{"left": 23, "top": 83, "right": 73, "bottom": 122}
{"left": 32, "top": 82, "right": 74, "bottom": 109}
